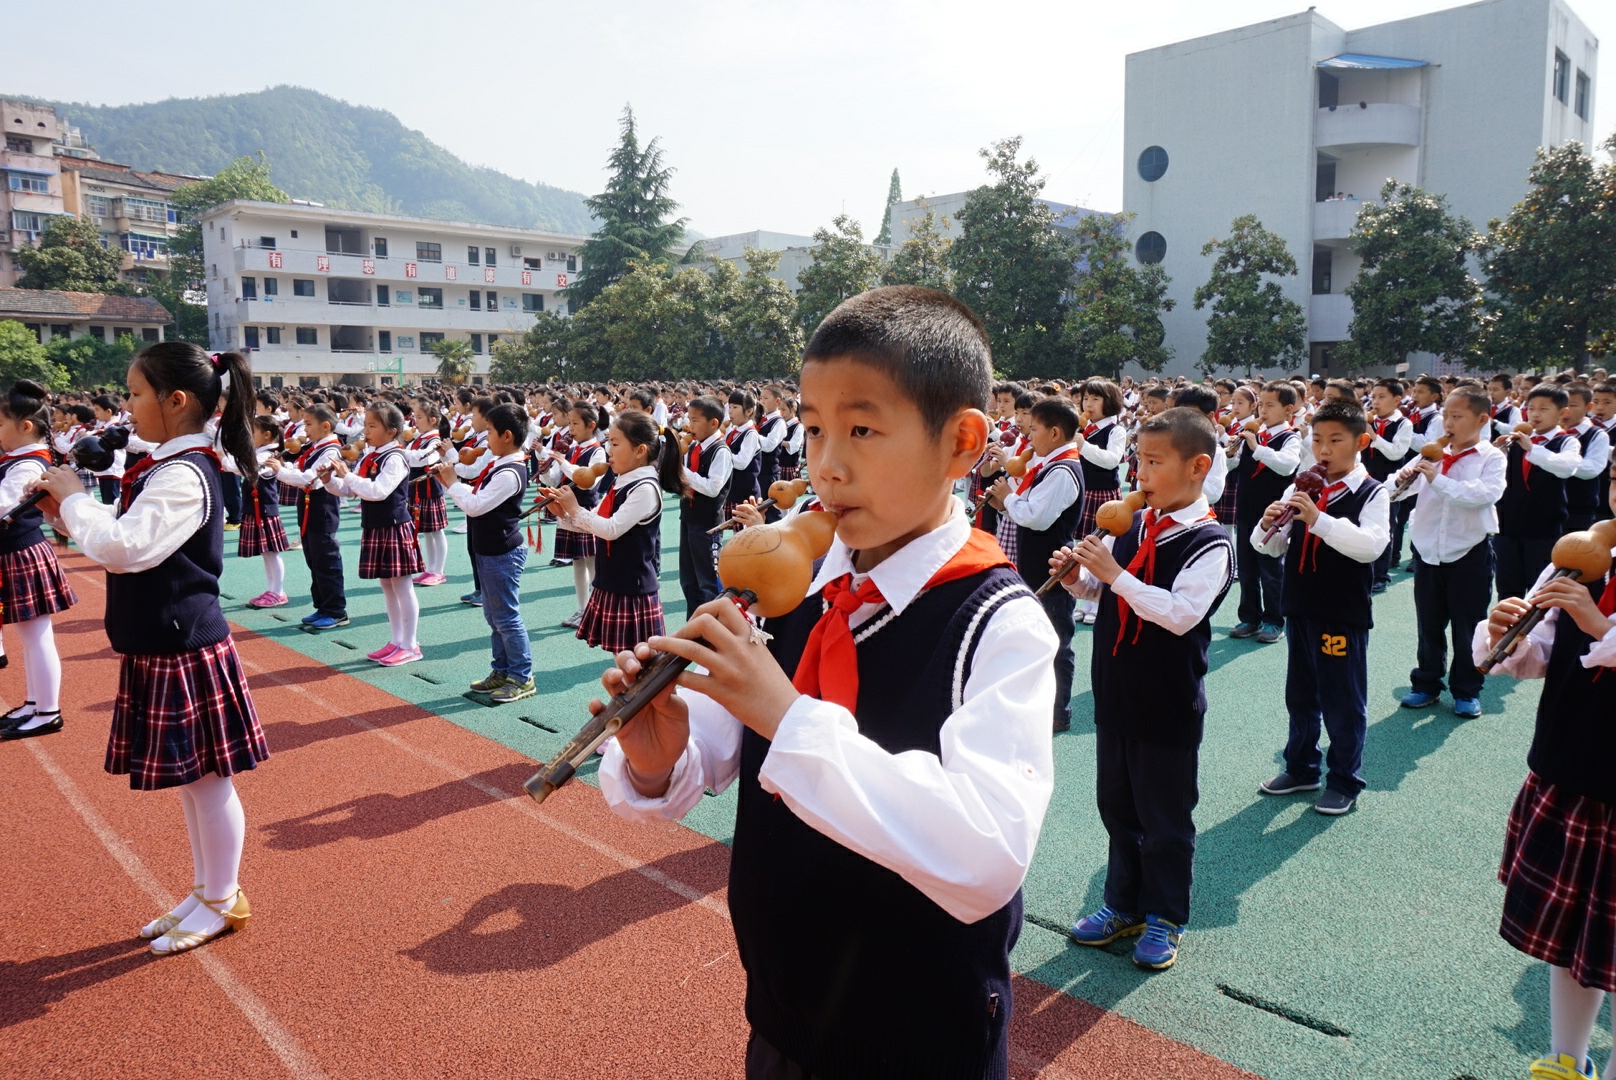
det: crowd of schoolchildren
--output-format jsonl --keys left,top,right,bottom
{"left": 4, "top": 287, "right": 1614, "bottom": 1080}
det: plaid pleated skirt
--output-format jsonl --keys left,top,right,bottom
{"left": 106, "top": 637, "right": 269, "bottom": 791}
{"left": 577, "top": 588, "right": 665, "bottom": 653}
{"left": 994, "top": 514, "right": 1019, "bottom": 567}
{"left": 410, "top": 478, "right": 448, "bottom": 533}
{"left": 554, "top": 526, "right": 598, "bottom": 560}
{"left": 238, "top": 507, "right": 291, "bottom": 558}
{"left": 1499, "top": 770, "right": 1616, "bottom": 990}
{"left": 1078, "top": 485, "right": 1120, "bottom": 539}
{"left": 1216, "top": 482, "right": 1240, "bottom": 526}
{"left": 358, "top": 521, "right": 424, "bottom": 579}
{"left": 278, "top": 481, "right": 300, "bottom": 506}
{"left": 777, "top": 462, "right": 801, "bottom": 482}
{"left": 0, "top": 539, "right": 77, "bottom": 625}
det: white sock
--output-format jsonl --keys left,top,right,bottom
{"left": 574, "top": 558, "right": 593, "bottom": 611}
{"left": 384, "top": 576, "right": 419, "bottom": 650}
{"left": 263, "top": 551, "right": 284, "bottom": 595}
{"left": 1550, "top": 965, "right": 1605, "bottom": 1069}
{"left": 170, "top": 772, "right": 245, "bottom": 937}
{"left": 380, "top": 578, "right": 403, "bottom": 645}
{"left": 421, "top": 530, "right": 448, "bottom": 576}
{"left": 13, "top": 616, "right": 59, "bottom": 729}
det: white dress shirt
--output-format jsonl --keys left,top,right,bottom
{"left": 682, "top": 431, "right": 733, "bottom": 498}
{"left": 1395, "top": 440, "right": 1507, "bottom": 565}
{"left": 1251, "top": 466, "right": 1390, "bottom": 563}
{"left": 1250, "top": 422, "right": 1302, "bottom": 477}
{"left": 784, "top": 420, "right": 804, "bottom": 456}
{"left": 1368, "top": 413, "right": 1413, "bottom": 464}
{"left": 1571, "top": 419, "right": 1613, "bottom": 481}
{"left": 651, "top": 399, "right": 669, "bottom": 426}
{"left": 325, "top": 441, "right": 409, "bottom": 500}
{"left": 1063, "top": 498, "right": 1234, "bottom": 636}
{"left": 0, "top": 444, "right": 51, "bottom": 517}
{"left": 445, "top": 451, "right": 527, "bottom": 516}
{"left": 1201, "top": 457, "right": 1226, "bottom": 505}
{"left": 1520, "top": 430, "right": 1583, "bottom": 479}
{"left": 559, "top": 465, "right": 662, "bottom": 540}
{"left": 1470, "top": 556, "right": 1616, "bottom": 676}
{"left": 600, "top": 501, "right": 1058, "bottom": 925}
{"left": 275, "top": 436, "right": 341, "bottom": 491}
{"left": 728, "top": 426, "right": 760, "bottom": 471}
{"left": 757, "top": 412, "right": 786, "bottom": 453}
{"left": 1078, "top": 419, "right": 1125, "bottom": 474}
{"left": 1407, "top": 406, "right": 1445, "bottom": 453}
{"left": 1002, "top": 445, "right": 1082, "bottom": 533}
{"left": 1489, "top": 403, "right": 1519, "bottom": 441}
{"left": 56, "top": 432, "right": 213, "bottom": 574}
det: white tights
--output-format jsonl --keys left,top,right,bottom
{"left": 262, "top": 551, "right": 285, "bottom": 595}
{"left": 379, "top": 575, "right": 419, "bottom": 649}
{"left": 9, "top": 615, "right": 60, "bottom": 730}
{"left": 573, "top": 557, "right": 595, "bottom": 610}
{"left": 1550, "top": 965, "right": 1608, "bottom": 1071}
{"left": 162, "top": 772, "right": 247, "bottom": 937}
{"left": 419, "top": 529, "right": 448, "bottom": 576}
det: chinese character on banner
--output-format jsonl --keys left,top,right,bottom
{"left": 445, "top": 265, "right": 458, "bottom": 281}
{"left": 484, "top": 267, "right": 496, "bottom": 284}
{"left": 316, "top": 255, "right": 331, "bottom": 273}
{"left": 405, "top": 262, "right": 418, "bottom": 278}
{"left": 556, "top": 273, "right": 567, "bottom": 288}
{"left": 361, "top": 259, "right": 375, "bottom": 275}
{"left": 521, "top": 270, "right": 532, "bottom": 286}
{"left": 268, "top": 251, "right": 283, "bottom": 269}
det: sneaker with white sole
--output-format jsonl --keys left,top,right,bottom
{"left": 1529, "top": 1053, "right": 1600, "bottom": 1079}
{"left": 1259, "top": 771, "right": 1322, "bottom": 796}
{"left": 367, "top": 643, "right": 400, "bottom": 662}
{"left": 377, "top": 646, "right": 422, "bottom": 667}
{"left": 561, "top": 609, "right": 584, "bottom": 629}
{"left": 1314, "top": 790, "right": 1356, "bottom": 816}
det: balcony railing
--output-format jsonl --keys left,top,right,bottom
{"left": 1315, "top": 102, "right": 1422, "bottom": 150}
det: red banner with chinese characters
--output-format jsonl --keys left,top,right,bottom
{"left": 316, "top": 255, "right": 330, "bottom": 272}
{"left": 405, "top": 262, "right": 418, "bottom": 278}
{"left": 268, "top": 251, "right": 283, "bottom": 269}
{"left": 362, "top": 259, "right": 375, "bottom": 275}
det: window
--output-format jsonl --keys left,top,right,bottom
{"left": 266, "top": 327, "right": 281, "bottom": 345}
{"left": 7, "top": 173, "right": 50, "bottom": 194}
{"left": 488, "top": 335, "right": 499, "bottom": 351}
{"left": 86, "top": 195, "right": 111, "bottom": 218}
{"left": 263, "top": 277, "right": 279, "bottom": 296}
{"left": 486, "top": 291, "right": 496, "bottom": 310}
{"left": 293, "top": 279, "right": 316, "bottom": 297}
{"left": 485, "top": 247, "right": 496, "bottom": 267}
{"left": 295, "top": 327, "right": 318, "bottom": 345}
{"left": 566, "top": 255, "right": 577, "bottom": 272}
{"left": 244, "top": 326, "right": 260, "bottom": 349}
{"left": 1554, "top": 50, "right": 1571, "bottom": 103}
{"left": 374, "top": 238, "right": 388, "bottom": 258}
{"left": 121, "top": 197, "right": 171, "bottom": 224}
{"left": 524, "top": 257, "right": 540, "bottom": 270}
{"left": 5, "top": 136, "right": 32, "bottom": 153}
{"left": 419, "top": 332, "right": 444, "bottom": 351}
{"left": 87, "top": 326, "right": 104, "bottom": 341}
{"left": 469, "top": 291, "right": 481, "bottom": 311}
{"left": 121, "top": 233, "right": 168, "bottom": 259}
{"left": 378, "top": 330, "right": 391, "bottom": 352}
{"left": 241, "top": 276, "right": 257, "bottom": 299}
{"left": 416, "top": 242, "right": 442, "bottom": 262}
{"left": 10, "top": 210, "right": 45, "bottom": 235}
{"left": 115, "top": 326, "right": 134, "bottom": 339}
{"left": 50, "top": 325, "right": 71, "bottom": 340}
{"left": 1575, "top": 71, "right": 1591, "bottom": 120}
{"left": 418, "top": 287, "right": 443, "bottom": 309}
{"left": 259, "top": 236, "right": 277, "bottom": 250}
{"left": 141, "top": 328, "right": 159, "bottom": 342}
{"left": 470, "top": 333, "right": 483, "bottom": 354}
{"left": 1312, "top": 248, "right": 1333, "bottom": 295}
{"left": 1135, "top": 231, "right": 1166, "bottom": 265}
{"left": 1137, "top": 146, "right": 1169, "bottom": 183}
{"left": 376, "top": 286, "right": 388, "bottom": 307}
{"left": 270, "top": 376, "right": 284, "bottom": 389}
{"left": 523, "top": 293, "right": 544, "bottom": 312}
{"left": 467, "top": 246, "right": 480, "bottom": 265}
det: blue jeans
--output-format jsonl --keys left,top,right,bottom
{"left": 475, "top": 546, "right": 530, "bottom": 683}
{"left": 1283, "top": 617, "right": 1369, "bottom": 797}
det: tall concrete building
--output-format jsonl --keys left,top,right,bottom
{"left": 1124, "top": 0, "right": 1600, "bottom": 376}
{"left": 1, "top": 98, "right": 69, "bottom": 288}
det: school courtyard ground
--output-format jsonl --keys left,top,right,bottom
{"left": 0, "top": 496, "right": 1584, "bottom": 1080}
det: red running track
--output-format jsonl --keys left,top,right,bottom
{"left": 0, "top": 551, "right": 1261, "bottom": 1079}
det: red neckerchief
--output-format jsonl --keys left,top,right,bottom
{"left": 1082, "top": 421, "right": 1106, "bottom": 440}
{"left": 1521, "top": 432, "right": 1550, "bottom": 488}
{"left": 297, "top": 437, "right": 338, "bottom": 471}
{"left": 568, "top": 440, "right": 597, "bottom": 466}
{"left": 1113, "top": 509, "right": 1217, "bottom": 654}
{"left": 120, "top": 446, "right": 222, "bottom": 513}
{"left": 1440, "top": 446, "right": 1478, "bottom": 475}
{"left": 1600, "top": 574, "right": 1616, "bottom": 618}
{"left": 1250, "top": 426, "right": 1288, "bottom": 476}
{"left": 471, "top": 460, "right": 500, "bottom": 491}
{"left": 1372, "top": 415, "right": 1396, "bottom": 439}
{"left": 1016, "top": 446, "right": 1081, "bottom": 495}
{"left": 686, "top": 440, "right": 702, "bottom": 472}
{"left": 792, "top": 530, "right": 1012, "bottom": 711}
{"left": 359, "top": 447, "right": 388, "bottom": 480}
{"left": 1299, "top": 479, "right": 1350, "bottom": 573}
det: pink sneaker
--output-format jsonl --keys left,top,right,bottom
{"left": 411, "top": 573, "right": 429, "bottom": 584}
{"left": 367, "top": 643, "right": 401, "bottom": 662}
{"left": 246, "top": 591, "right": 289, "bottom": 609}
{"left": 377, "top": 646, "right": 422, "bottom": 667}
{"left": 414, "top": 573, "right": 448, "bottom": 587}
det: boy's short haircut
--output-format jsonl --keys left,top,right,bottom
{"left": 801, "top": 286, "right": 993, "bottom": 436}
{"left": 1310, "top": 399, "right": 1369, "bottom": 439}
{"left": 304, "top": 404, "right": 338, "bottom": 429}
{"left": 1326, "top": 378, "right": 1357, "bottom": 398}
{"left": 1567, "top": 384, "right": 1593, "bottom": 405}
{"left": 1215, "top": 378, "right": 1238, "bottom": 392}
{"left": 1138, "top": 407, "right": 1217, "bottom": 462}
{"left": 1489, "top": 373, "right": 1513, "bottom": 389}
{"left": 483, "top": 402, "right": 529, "bottom": 443}
{"left": 1078, "top": 378, "right": 1125, "bottom": 417}
{"left": 1170, "top": 385, "right": 1218, "bottom": 416}
{"left": 629, "top": 388, "right": 654, "bottom": 409}
{"left": 1260, "top": 380, "right": 1299, "bottom": 407}
{"left": 1415, "top": 376, "right": 1443, "bottom": 396}
{"left": 1143, "top": 385, "right": 1170, "bottom": 402}
{"left": 1446, "top": 386, "right": 1490, "bottom": 417}
{"left": 1374, "top": 377, "right": 1406, "bottom": 397}
{"left": 1528, "top": 384, "right": 1571, "bottom": 409}
{"left": 1593, "top": 383, "right": 1616, "bottom": 397}
{"left": 1029, "top": 397, "right": 1082, "bottom": 440}
{"left": 993, "top": 381, "right": 1025, "bottom": 399}
{"left": 688, "top": 395, "right": 725, "bottom": 424}
{"left": 470, "top": 395, "right": 496, "bottom": 416}
{"left": 1014, "top": 390, "right": 1040, "bottom": 411}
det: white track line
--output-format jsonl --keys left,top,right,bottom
{"left": 25, "top": 741, "right": 330, "bottom": 1080}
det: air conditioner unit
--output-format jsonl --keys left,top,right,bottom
{"left": 547, "top": 252, "right": 560, "bottom": 260}
{"left": 510, "top": 244, "right": 522, "bottom": 257}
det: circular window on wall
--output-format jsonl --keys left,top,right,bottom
{"left": 1137, "top": 145, "right": 1169, "bottom": 182}
{"left": 1136, "top": 231, "right": 1166, "bottom": 264}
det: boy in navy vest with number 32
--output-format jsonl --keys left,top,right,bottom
{"left": 597, "top": 287, "right": 1057, "bottom": 1080}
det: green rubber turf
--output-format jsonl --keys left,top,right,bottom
{"left": 218, "top": 498, "right": 1598, "bottom": 1080}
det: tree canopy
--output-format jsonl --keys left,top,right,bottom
{"left": 795, "top": 215, "right": 884, "bottom": 334}
{"left": 873, "top": 169, "right": 902, "bottom": 245}
{"left": 0, "top": 321, "right": 72, "bottom": 390}
{"left": 1192, "top": 214, "right": 1307, "bottom": 377}
{"left": 13, "top": 215, "right": 124, "bottom": 293}
{"left": 1063, "top": 212, "right": 1175, "bottom": 379}
{"left": 168, "top": 153, "right": 288, "bottom": 289}
{"left": 880, "top": 200, "right": 952, "bottom": 292}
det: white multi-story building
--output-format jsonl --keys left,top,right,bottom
{"left": 200, "top": 200, "right": 587, "bottom": 389}
{"left": 1, "top": 98, "right": 69, "bottom": 288}
{"left": 1124, "top": 0, "right": 1599, "bottom": 376}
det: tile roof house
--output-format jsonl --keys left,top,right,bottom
{"left": 0, "top": 287, "right": 169, "bottom": 343}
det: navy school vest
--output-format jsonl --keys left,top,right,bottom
{"left": 590, "top": 475, "right": 662, "bottom": 595}
{"left": 1078, "top": 422, "right": 1121, "bottom": 492}
{"left": 1365, "top": 415, "right": 1406, "bottom": 481}
{"left": 727, "top": 426, "right": 762, "bottom": 502}
{"left": 566, "top": 441, "right": 604, "bottom": 511}
{"left": 1012, "top": 456, "right": 1084, "bottom": 587}
{"left": 756, "top": 414, "right": 783, "bottom": 493}
{"left": 357, "top": 447, "right": 410, "bottom": 530}
{"left": 1498, "top": 432, "right": 1573, "bottom": 539}
{"left": 295, "top": 440, "right": 342, "bottom": 535}
{"left": 1528, "top": 571, "right": 1616, "bottom": 805}
{"left": 1566, "top": 426, "right": 1601, "bottom": 512}
{"left": 680, "top": 437, "right": 730, "bottom": 527}
{"left": 466, "top": 460, "right": 529, "bottom": 556}
{"left": 0, "top": 449, "right": 54, "bottom": 554}
{"left": 1235, "top": 428, "right": 1297, "bottom": 523}
{"left": 1279, "top": 475, "right": 1383, "bottom": 630}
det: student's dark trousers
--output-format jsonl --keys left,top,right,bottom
{"left": 97, "top": 476, "right": 119, "bottom": 504}
{"left": 220, "top": 471, "right": 242, "bottom": 524}
{"left": 1374, "top": 500, "right": 1411, "bottom": 582}
{"left": 1565, "top": 508, "right": 1597, "bottom": 534}
{"left": 679, "top": 517, "right": 722, "bottom": 618}
{"left": 1040, "top": 589, "right": 1076, "bottom": 728}
{"left": 1235, "top": 514, "right": 1283, "bottom": 626}
{"left": 1492, "top": 533, "right": 1555, "bottom": 603}
{"left": 1283, "top": 618, "right": 1368, "bottom": 797}
{"left": 1096, "top": 725, "right": 1198, "bottom": 926}
{"left": 302, "top": 526, "right": 347, "bottom": 618}
{"left": 1410, "top": 543, "right": 1492, "bottom": 701}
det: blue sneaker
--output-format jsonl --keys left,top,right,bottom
{"left": 1400, "top": 690, "right": 1440, "bottom": 708}
{"left": 1069, "top": 904, "right": 1145, "bottom": 946}
{"left": 1132, "top": 914, "right": 1184, "bottom": 970}
{"left": 304, "top": 615, "right": 349, "bottom": 630}
{"left": 300, "top": 612, "right": 323, "bottom": 625}
{"left": 460, "top": 591, "right": 482, "bottom": 606}
{"left": 1453, "top": 697, "right": 1482, "bottom": 719}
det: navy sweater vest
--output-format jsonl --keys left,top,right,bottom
{"left": 727, "top": 427, "right": 762, "bottom": 503}
{"left": 735, "top": 564, "right": 1031, "bottom": 1080}
{"left": 1498, "top": 433, "right": 1573, "bottom": 539}
{"left": 466, "top": 461, "right": 529, "bottom": 556}
{"left": 106, "top": 449, "right": 230, "bottom": 655}
{"left": 1566, "top": 426, "right": 1600, "bottom": 512}
{"left": 1013, "top": 459, "right": 1084, "bottom": 586}
{"left": 1365, "top": 416, "right": 1406, "bottom": 481}
{"left": 1279, "top": 477, "right": 1382, "bottom": 629}
{"left": 295, "top": 441, "right": 342, "bottom": 535}
{"left": 1092, "top": 513, "right": 1232, "bottom": 747}
{"left": 1528, "top": 572, "right": 1616, "bottom": 804}
{"left": 680, "top": 438, "right": 730, "bottom": 527}
{"left": 565, "top": 443, "right": 603, "bottom": 511}
{"left": 0, "top": 450, "right": 52, "bottom": 554}
{"left": 1079, "top": 424, "right": 1121, "bottom": 492}
{"left": 1404, "top": 410, "right": 1438, "bottom": 465}
{"left": 756, "top": 414, "right": 783, "bottom": 493}
{"left": 591, "top": 477, "right": 661, "bottom": 595}
{"left": 1235, "top": 429, "right": 1297, "bottom": 524}
{"left": 358, "top": 448, "right": 410, "bottom": 530}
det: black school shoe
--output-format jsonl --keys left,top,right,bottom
{"left": 1, "top": 711, "right": 62, "bottom": 739}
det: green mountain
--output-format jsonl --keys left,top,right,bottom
{"left": 25, "top": 86, "right": 596, "bottom": 234}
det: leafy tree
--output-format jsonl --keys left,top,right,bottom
{"left": 490, "top": 311, "right": 575, "bottom": 383}
{"left": 873, "top": 168, "right": 902, "bottom": 245}
{"left": 568, "top": 106, "right": 688, "bottom": 311}
{"left": 880, "top": 200, "right": 952, "bottom": 291}
{"left": 1062, "top": 212, "right": 1175, "bottom": 379}
{"left": 168, "top": 153, "right": 288, "bottom": 288}
{"left": 427, "top": 337, "right": 476, "bottom": 384}
{"left": 1192, "top": 214, "right": 1307, "bottom": 377}
{"left": 1333, "top": 180, "right": 1480, "bottom": 370}
{"left": 0, "top": 321, "right": 72, "bottom": 389}
{"left": 795, "top": 214, "right": 884, "bottom": 334}
{"left": 947, "top": 138, "right": 1076, "bottom": 380}
{"left": 729, "top": 248, "right": 804, "bottom": 379}
{"left": 145, "top": 282, "right": 208, "bottom": 346}
{"left": 13, "top": 215, "right": 124, "bottom": 292}
{"left": 46, "top": 331, "right": 141, "bottom": 389}
{"left": 1478, "top": 136, "right": 1616, "bottom": 371}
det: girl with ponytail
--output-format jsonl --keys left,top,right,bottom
{"left": 32, "top": 344, "right": 269, "bottom": 957}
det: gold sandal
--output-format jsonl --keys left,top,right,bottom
{"left": 149, "top": 889, "right": 250, "bottom": 956}
{"left": 139, "top": 885, "right": 204, "bottom": 940}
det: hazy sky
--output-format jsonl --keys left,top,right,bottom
{"left": 9, "top": 0, "right": 1612, "bottom": 238}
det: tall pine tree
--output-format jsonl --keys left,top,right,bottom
{"left": 874, "top": 168, "right": 902, "bottom": 245}
{"left": 568, "top": 106, "right": 688, "bottom": 311}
